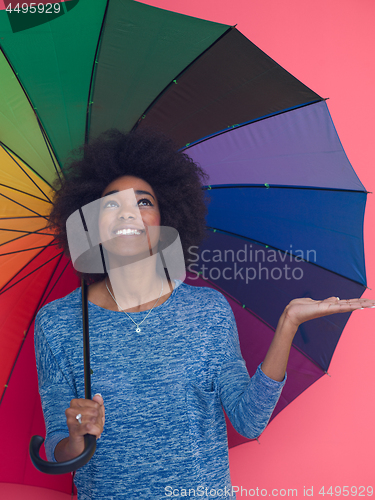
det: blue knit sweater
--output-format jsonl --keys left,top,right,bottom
{"left": 34, "top": 281, "right": 286, "bottom": 499}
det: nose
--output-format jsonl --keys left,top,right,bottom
{"left": 119, "top": 210, "right": 134, "bottom": 220}
{"left": 117, "top": 200, "right": 140, "bottom": 221}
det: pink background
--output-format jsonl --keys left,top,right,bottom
{"left": 0, "top": 0, "right": 374, "bottom": 497}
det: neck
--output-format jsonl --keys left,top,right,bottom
{"left": 105, "top": 256, "right": 163, "bottom": 311}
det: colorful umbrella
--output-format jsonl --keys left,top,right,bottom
{"left": 0, "top": 0, "right": 367, "bottom": 492}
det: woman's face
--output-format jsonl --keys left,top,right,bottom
{"left": 98, "top": 175, "right": 161, "bottom": 260}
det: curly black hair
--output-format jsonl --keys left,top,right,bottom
{"left": 48, "top": 128, "right": 210, "bottom": 283}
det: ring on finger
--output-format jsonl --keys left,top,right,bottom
{"left": 76, "top": 413, "right": 82, "bottom": 424}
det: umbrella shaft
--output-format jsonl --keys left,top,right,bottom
{"left": 81, "top": 278, "right": 92, "bottom": 400}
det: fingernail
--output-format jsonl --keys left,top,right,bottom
{"left": 94, "top": 393, "right": 103, "bottom": 398}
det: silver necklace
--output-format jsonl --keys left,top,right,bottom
{"left": 105, "top": 277, "right": 163, "bottom": 333}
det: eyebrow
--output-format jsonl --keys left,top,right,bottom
{"left": 102, "top": 189, "right": 155, "bottom": 201}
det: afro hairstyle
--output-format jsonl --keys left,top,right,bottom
{"left": 48, "top": 128, "right": 210, "bottom": 283}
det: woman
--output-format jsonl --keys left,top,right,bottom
{"left": 34, "top": 129, "right": 374, "bottom": 499}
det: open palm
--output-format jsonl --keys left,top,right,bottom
{"left": 284, "top": 296, "right": 375, "bottom": 328}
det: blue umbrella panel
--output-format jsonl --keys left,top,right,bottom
{"left": 184, "top": 100, "right": 366, "bottom": 446}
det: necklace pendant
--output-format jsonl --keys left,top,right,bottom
{"left": 136, "top": 327, "right": 141, "bottom": 333}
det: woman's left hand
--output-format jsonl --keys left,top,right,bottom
{"left": 262, "top": 296, "right": 375, "bottom": 382}
{"left": 284, "top": 296, "right": 375, "bottom": 329}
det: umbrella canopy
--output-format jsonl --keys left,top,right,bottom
{"left": 0, "top": 0, "right": 367, "bottom": 494}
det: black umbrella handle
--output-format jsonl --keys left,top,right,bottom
{"left": 29, "top": 433, "right": 96, "bottom": 475}
{"left": 29, "top": 278, "right": 96, "bottom": 474}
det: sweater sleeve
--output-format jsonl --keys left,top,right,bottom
{"left": 34, "top": 311, "right": 76, "bottom": 461}
{"left": 216, "top": 300, "right": 286, "bottom": 439}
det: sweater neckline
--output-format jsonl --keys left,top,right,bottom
{"left": 83, "top": 279, "right": 183, "bottom": 316}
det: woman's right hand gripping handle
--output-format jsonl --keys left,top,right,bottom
{"left": 55, "top": 393, "right": 105, "bottom": 462}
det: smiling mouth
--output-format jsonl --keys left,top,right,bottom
{"left": 114, "top": 229, "right": 143, "bottom": 236}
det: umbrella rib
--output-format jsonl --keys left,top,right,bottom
{"left": 32, "top": 256, "right": 71, "bottom": 312}
{"left": 0, "top": 226, "right": 54, "bottom": 250}
{"left": 0, "top": 141, "right": 57, "bottom": 194}
{"left": 0, "top": 253, "right": 68, "bottom": 407}
{"left": 203, "top": 184, "right": 368, "bottom": 194}
{"left": 36, "top": 114, "right": 64, "bottom": 182}
{"left": 0, "top": 242, "right": 58, "bottom": 257}
{"left": 0, "top": 182, "right": 53, "bottom": 204}
{"left": 0, "top": 142, "right": 55, "bottom": 203}
{"left": 0, "top": 227, "right": 51, "bottom": 236}
{"left": 0, "top": 243, "right": 63, "bottom": 295}
{"left": 182, "top": 100, "right": 323, "bottom": 151}
{"left": 0, "top": 216, "right": 43, "bottom": 220}
{"left": 205, "top": 226, "right": 367, "bottom": 288}
{"left": 85, "top": 0, "right": 110, "bottom": 144}
{"left": 0, "top": 46, "right": 63, "bottom": 184}
{"left": 131, "top": 25, "right": 235, "bottom": 132}
{"left": 288, "top": 342, "right": 331, "bottom": 374}
{"left": 0, "top": 217, "right": 50, "bottom": 234}
{"left": 0, "top": 191, "right": 50, "bottom": 220}
{"left": 0, "top": 251, "right": 63, "bottom": 297}
{"left": 0, "top": 227, "right": 53, "bottom": 235}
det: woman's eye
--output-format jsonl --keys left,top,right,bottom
{"left": 103, "top": 200, "right": 119, "bottom": 208}
{"left": 138, "top": 198, "right": 153, "bottom": 207}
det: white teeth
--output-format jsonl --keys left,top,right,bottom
{"left": 115, "top": 229, "right": 142, "bottom": 235}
